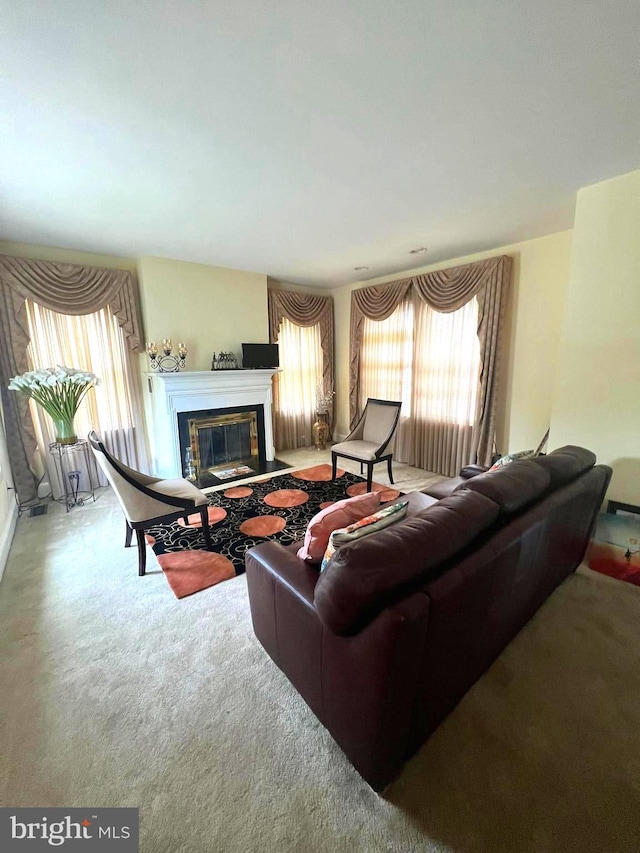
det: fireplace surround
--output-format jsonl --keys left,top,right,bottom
{"left": 144, "top": 370, "right": 278, "bottom": 480}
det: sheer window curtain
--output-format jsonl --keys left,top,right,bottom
{"left": 25, "top": 300, "right": 149, "bottom": 498}
{"left": 358, "top": 299, "right": 413, "bottom": 456}
{"left": 358, "top": 296, "right": 480, "bottom": 476}
{"left": 273, "top": 317, "right": 323, "bottom": 450}
{"left": 405, "top": 296, "right": 480, "bottom": 475}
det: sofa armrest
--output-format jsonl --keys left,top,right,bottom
{"left": 460, "top": 464, "right": 490, "bottom": 479}
{"left": 245, "top": 541, "right": 319, "bottom": 608}
{"left": 245, "top": 539, "right": 432, "bottom": 790}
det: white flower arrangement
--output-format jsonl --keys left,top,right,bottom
{"left": 8, "top": 366, "right": 100, "bottom": 426}
{"left": 315, "top": 382, "right": 335, "bottom": 414}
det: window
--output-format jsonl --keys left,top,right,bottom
{"left": 359, "top": 300, "right": 414, "bottom": 415}
{"left": 412, "top": 297, "right": 480, "bottom": 426}
{"left": 358, "top": 295, "right": 481, "bottom": 475}
{"left": 25, "top": 300, "right": 146, "bottom": 494}
{"left": 273, "top": 318, "right": 323, "bottom": 449}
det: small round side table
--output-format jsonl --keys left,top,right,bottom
{"left": 48, "top": 438, "right": 98, "bottom": 511}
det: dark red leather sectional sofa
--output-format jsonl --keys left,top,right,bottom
{"left": 246, "top": 446, "right": 611, "bottom": 791}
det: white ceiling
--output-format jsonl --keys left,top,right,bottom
{"left": 2, "top": 1, "right": 638, "bottom": 287}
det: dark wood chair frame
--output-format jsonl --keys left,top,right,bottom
{"left": 331, "top": 398, "right": 402, "bottom": 493}
{"left": 89, "top": 433, "right": 212, "bottom": 576}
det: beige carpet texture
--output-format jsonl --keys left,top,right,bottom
{"left": 1, "top": 457, "right": 640, "bottom": 852}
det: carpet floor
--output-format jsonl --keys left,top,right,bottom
{"left": 1, "top": 487, "right": 640, "bottom": 852}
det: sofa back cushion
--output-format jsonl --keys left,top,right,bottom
{"left": 530, "top": 445, "right": 596, "bottom": 488}
{"left": 314, "top": 490, "right": 499, "bottom": 635}
{"left": 455, "top": 460, "right": 550, "bottom": 516}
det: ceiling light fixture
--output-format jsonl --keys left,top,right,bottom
{"left": 354, "top": 266, "right": 369, "bottom": 271}
{"left": 409, "top": 247, "right": 428, "bottom": 254}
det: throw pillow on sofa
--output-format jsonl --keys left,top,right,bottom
{"left": 297, "top": 491, "right": 381, "bottom": 564}
{"left": 489, "top": 449, "right": 536, "bottom": 471}
{"left": 320, "top": 500, "right": 409, "bottom": 572}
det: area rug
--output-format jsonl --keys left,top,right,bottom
{"left": 146, "top": 464, "right": 401, "bottom": 598}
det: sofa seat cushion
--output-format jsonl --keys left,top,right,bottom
{"left": 531, "top": 445, "right": 596, "bottom": 487}
{"left": 148, "top": 478, "right": 210, "bottom": 505}
{"left": 297, "top": 491, "right": 381, "bottom": 564}
{"left": 314, "top": 490, "right": 499, "bottom": 635}
{"left": 455, "top": 460, "right": 551, "bottom": 516}
{"left": 331, "top": 439, "right": 382, "bottom": 461}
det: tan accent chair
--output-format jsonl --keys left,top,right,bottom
{"left": 331, "top": 399, "right": 402, "bottom": 492}
{"left": 88, "top": 431, "right": 212, "bottom": 576}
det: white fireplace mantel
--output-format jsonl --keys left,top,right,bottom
{"left": 144, "top": 369, "right": 278, "bottom": 478}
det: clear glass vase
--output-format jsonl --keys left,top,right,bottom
{"left": 53, "top": 417, "right": 77, "bottom": 445}
{"left": 184, "top": 446, "right": 197, "bottom": 481}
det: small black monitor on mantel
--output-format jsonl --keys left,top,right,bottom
{"left": 241, "top": 343, "right": 280, "bottom": 369}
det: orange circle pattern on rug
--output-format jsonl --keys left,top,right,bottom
{"left": 346, "top": 482, "right": 401, "bottom": 502}
{"left": 156, "top": 551, "right": 235, "bottom": 599}
{"left": 144, "top": 534, "right": 156, "bottom": 547}
{"left": 178, "top": 506, "right": 227, "bottom": 528}
{"left": 292, "top": 464, "right": 346, "bottom": 481}
{"left": 240, "top": 516, "right": 286, "bottom": 537}
{"left": 263, "top": 489, "right": 309, "bottom": 508}
{"left": 319, "top": 501, "right": 336, "bottom": 510}
{"left": 223, "top": 486, "right": 253, "bottom": 499}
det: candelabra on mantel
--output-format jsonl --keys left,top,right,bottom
{"left": 146, "top": 339, "right": 187, "bottom": 372}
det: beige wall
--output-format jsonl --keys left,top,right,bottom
{"left": 550, "top": 170, "right": 640, "bottom": 504}
{"left": 331, "top": 231, "right": 573, "bottom": 450}
{"left": 138, "top": 257, "right": 269, "bottom": 371}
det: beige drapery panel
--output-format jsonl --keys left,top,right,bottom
{"left": 0, "top": 255, "right": 144, "bottom": 504}
{"left": 26, "top": 301, "right": 147, "bottom": 499}
{"left": 268, "top": 290, "right": 334, "bottom": 449}
{"left": 349, "top": 255, "right": 511, "bottom": 470}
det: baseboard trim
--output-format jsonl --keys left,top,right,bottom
{"left": 0, "top": 500, "right": 19, "bottom": 584}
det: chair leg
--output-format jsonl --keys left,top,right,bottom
{"left": 125, "top": 520, "right": 133, "bottom": 548}
{"left": 135, "top": 529, "right": 147, "bottom": 576}
{"left": 387, "top": 457, "right": 394, "bottom": 484}
{"left": 183, "top": 513, "right": 191, "bottom": 525}
{"left": 331, "top": 452, "right": 338, "bottom": 480}
{"left": 360, "top": 462, "right": 364, "bottom": 476}
{"left": 199, "top": 505, "right": 213, "bottom": 550}
{"left": 366, "top": 464, "right": 373, "bottom": 493}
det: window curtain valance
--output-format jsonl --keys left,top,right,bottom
{"left": 0, "top": 254, "right": 144, "bottom": 505}
{"left": 349, "top": 255, "right": 512, "bottom": 467}
{"left": 268, "top": 289, "right": 334, "bottom": 395}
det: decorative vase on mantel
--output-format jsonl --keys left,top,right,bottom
{"left": 53, "top": 416, "right": 78, "bottom": 445}
{"left": 312, "top": 411, "right": 330, "bottom": 451}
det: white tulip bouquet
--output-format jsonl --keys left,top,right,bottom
{"left": 8, "top": 366, "right": 100, "bottom": 444}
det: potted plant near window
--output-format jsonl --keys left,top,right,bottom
{"left": 8, "top": 366, "right": 100, "bottom": 445}
{"left": 313, "top": 383, "right": 334, "bottom": 451}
